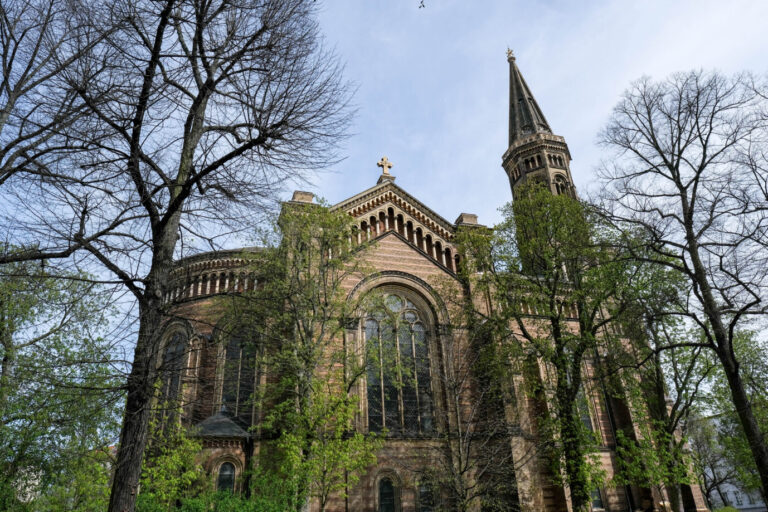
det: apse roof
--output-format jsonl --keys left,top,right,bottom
{"left": 193, "top": 409, "right": 250, "bottom": 439}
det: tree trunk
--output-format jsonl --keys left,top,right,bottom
{"left": 718, "top": 348, "right": 768, "bottom": 497}
{"left": 107, "top": 295, "right": 165, "bottom": 512}
{"left": 686, "top": 232, "right": 768, "bottom": 498}
{"left": 108, "top": 220, "right": 177, "bottom": 512}
{"left": 559, "top": 391, "right": 589, "bottom": 512}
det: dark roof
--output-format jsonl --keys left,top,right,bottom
{"left": 507, "top": 53, "right": 552, "bottom": 145}
{"left": 192, "top": 410, "right": 250, "bottom": 439}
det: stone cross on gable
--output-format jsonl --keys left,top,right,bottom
{"left": 377, "top": 156, "right": 393, "bottom": 175}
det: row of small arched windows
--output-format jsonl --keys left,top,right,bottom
{"left": 354, "top": 207, "right": 459, "bottom": 273}
{"left": 512, "top": 153, "right": 567, "bottom": 182}
{"left": 213, "top": 466, "right": 436, "bottom": 512}
{"left": 165, "top": 270, "right": 257, "bottom": 303}
{"left": 548, "top": 153, "right": 566, "bottom": 167}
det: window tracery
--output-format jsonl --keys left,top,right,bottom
{"left": 366, "top": 293, "right": 433, "bottom": 436}
{"left": 554, "top": 174, "right": 571, "bottom": 197}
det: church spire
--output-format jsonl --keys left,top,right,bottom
{"left": 507, "top": 49, "right": 551, "bottom": 146}
{"left": 502, "top": 51, "right": 576, "bottom": 200}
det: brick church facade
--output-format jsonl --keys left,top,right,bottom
{"left": 159, "top": 54, "right": 710, "bottom": 512}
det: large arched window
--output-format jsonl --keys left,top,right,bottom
{"left": 222, "top": 331, "right": 260, "bottom": 427}
{"left": 160, "top": 331, "right": 186, "bottom": 403}
{"left": 217, "top": 462, "right": 235, "bottom": 492}
{"left": 366, "top": 293, "right": 433, "bottom": 436}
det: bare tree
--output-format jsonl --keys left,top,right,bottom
{"left": 598, "top": 70, "right": 768, "bottom": 498}
{"left": 0, "top": 0, "right": 116, "bottom": 264}
{"left": 2, "top": 1, "right": 351, "bottom": 510}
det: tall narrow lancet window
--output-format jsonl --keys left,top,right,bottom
{"left": 160, "top": 331, "right": 186, "bottom": 404}
{"left": 577, "top": 387, "right": 594, "bottom": 433}
{"left": 366, "top": 293, "right": 433, "bottom": 436}
{"left": 217, "top": 462, "right": 235, "bottom": 492}
{"left": 222, "top": 332, "right": 259, "bottom": 427}
{"left": 379, "top": 477, "right": 397, "bottom": 512}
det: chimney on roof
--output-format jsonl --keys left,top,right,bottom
{"left": 291, "top": 191, "right": 314, "bottom": 203}
{"left": 455, "top": 213, "right": 479, "bottom": 226}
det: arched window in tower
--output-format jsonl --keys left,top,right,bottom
{"left": 366, "top": 293, "right": 433, "bottom": 436}
{"left": 160, "top": 331, "right": 186, "bottom": 404}
{"left": 554, "top": 175, "right": 571, "bottom": 197}
{"left": 217, "top": 462, "right": 235, "bottom": 492}
{"left": 222, "top": 331, "right": 260, "bottom": 427}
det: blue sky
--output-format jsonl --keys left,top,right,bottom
{"left": 303, "top": 0, "right": 768, "bottom": 227}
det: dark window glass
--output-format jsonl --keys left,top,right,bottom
{"left": 222, "top": 333, "right": 259, "bottom": 427}
{"left": 366, "top": 294, "right": 433, "bottom": 436}
{"left": 379, "top": 478, "right": 396, "bottom": 512}
{"left": 217, "top": 462, "right": 235, "bottom": 492}
{"left": 591, "top": 488, "right": 604, "bottom": 509}
{"left": 366, "top": 319, "right": 383, "bottom": 431}
{"left": 161, "top": 332, "right": 186, "bottom": 403}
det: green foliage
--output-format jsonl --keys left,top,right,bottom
{"left": 223, "top": 202, "right": 382, "bottom": 511}
{"left": 31, "top": 447, "right": 114, "bottom": 511}
{"left": 613, "top": 425, "right": 692, "bottom": 490}
{"left": 137, "top": 413, "right": 207, "bottom": 512}
{"left": 0, "top": 257, "right": 120, "bottom": 509}
{"left": 703, "top": 331, "right": 768, "bottom": 495}
{"left": 457, "top": 182, "right": 639, "bottom": 511}
{"left": 274, "top": 384, "right": 382, "bottom": 508}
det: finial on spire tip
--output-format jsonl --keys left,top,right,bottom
{"left": 506, "top": 48, "right": 515, "bottom": 62}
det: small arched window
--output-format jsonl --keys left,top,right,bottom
{"left": 366, "top": 293, "right": 433, "bottom": 436}
{"left": 160, "top": 331, "right": 186, "bottom": 404}
{"left": 217, "top": 462, "right": 235, "bottom": 492}
{"left": 379, "top": 477, "right": 396, "bottom": 512}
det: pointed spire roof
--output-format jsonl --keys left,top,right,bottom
{"left": 506, "top": 50, "right": 552, "bottom": 146}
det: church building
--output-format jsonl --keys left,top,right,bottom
{"left": 159, "top": 54, "right": 710, "bottom": 512}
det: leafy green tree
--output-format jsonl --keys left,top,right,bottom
{"left": 599, "top": 70, "right": 768, "bottom": 496}
{"left": 606, "top": 253, "right": 716, "bottom": 512}
{"left": 137, "top": 411, "right": 207, "bottom": 512}
{"left": 459, "top": 182, "right": 643, "bottom": 512}
{"left": 33, "top": 447, "right": 114, "bottom": 512}
{"left": 225, "top": 201, "right": 381, "bottom": 511}
{"left": 703, "top": 331, "right": 768, "bottom": 503}
{"left": 276, "top": 378, "right": 381, "bottom": 511}
{"left": 0, "top": 258, "right": 120, "bottom": 510}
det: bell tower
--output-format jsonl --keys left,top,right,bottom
{"left": 501, "top": 50, "right": 576, "bottom": 200}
